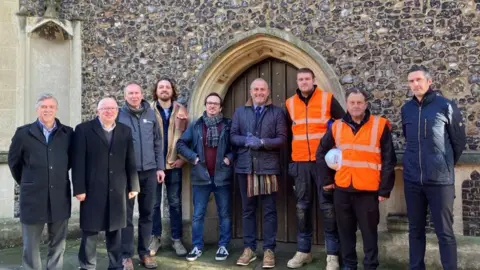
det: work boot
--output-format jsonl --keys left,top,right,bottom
{"left": 148, "top": 236, "right": 161, "bottom": 256}
{"left": 262, "top": 249, "right": 275, "bottom": 269}
{"left": 122, "top": 258, "right": 134, "bottom": 270}
{"left": 236, "top": 248, "right": 257, "bottom": 266}
{"left": 326, "top": 254, "right": 340, "bottom": 270}
{"left": 287, "top": 251, "right": 313, "bottom": 268}
{"left": 172, "top": 239, "right": 188, "bottom": 256}
{"left": 139, "top": 255, "right": 158, "bottom": 269}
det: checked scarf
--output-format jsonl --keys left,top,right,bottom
{"left": 202, "top": 111, "right": 223, "bottom": 147}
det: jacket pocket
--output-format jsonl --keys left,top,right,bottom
{"left": 288, "top": 162, "right": 298, "bottom": 178}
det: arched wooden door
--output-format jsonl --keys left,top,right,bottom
{"left": 222, "top": 58, "right": 325, "bottom": 244}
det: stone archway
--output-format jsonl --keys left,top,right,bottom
{"left": 189, "top": 28, "right": 345, "bottom": 117}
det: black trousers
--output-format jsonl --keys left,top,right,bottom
{"left": 78, "top": 230, "right": 122, "bottom": 270}
{"left": 121, "top": 169, "right": 157, "bottom": 258}
{"left": 290, "top": 162, "right": 339, "bottom": 254}
{"left": 334, "top": 190, "right": 379, "bottom": 270}
{"left": 404, "top": 182, "right": 457, "bottom": 270}
{"left": 22, "top": 219, "right": 68, "bottom": 270}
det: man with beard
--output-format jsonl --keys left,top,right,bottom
{"left": 286, "top": 68, "right": 344, "bottom": 269}
{"left": 8, "top": 94, "right": 73, "bottom": 270}
{"left": 231, "top": 78, "right": 287, "bottom": 269}
{"left": 117, "top": 84, "right": 165, "bottom": 269}
{"left": 149, "top": 78, "right": 189, "bottom": 257}
{"left": 73, "top": 97, "right": 140, "bottom": 270}
{"left": 176, "top": 93, "right": 234, "bottom": 262}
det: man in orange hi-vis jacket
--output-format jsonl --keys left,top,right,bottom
{"left": 285, "top": 68, "right": 344, "bottom": 269}
{"left": 316, "top": 87, "right": 397, "bottom": 270}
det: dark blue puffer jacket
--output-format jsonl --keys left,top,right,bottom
{"left": 401, "top": 90, "right": 466, "bottom": 185}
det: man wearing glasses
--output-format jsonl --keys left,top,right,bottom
{"left": 72, "top": 97, "right": 140, "bottom": 270}
{"left": 176, "top": 93, "right": 234, "bottom": 262}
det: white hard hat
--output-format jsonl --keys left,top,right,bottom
{"left": 325, "top": 148, "right": 342, "bottom": 171}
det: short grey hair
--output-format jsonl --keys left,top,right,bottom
{"left": 250, "top": 78, "right": 269, "bottom": 90}
{"left": 35, "top": 93, "right": 58, "bottom": 109}
{"left": 124, "top": 83, "right": 142, "bottom": 95}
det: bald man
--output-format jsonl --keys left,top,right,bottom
{"left": 230, "top": 78, "right": 287, "bottom": 268}
{"left": 117, "top": 84, "right": 164, "bottom": 269}
{"left": 72, "top": 97, "right": 140, "bottom": 270}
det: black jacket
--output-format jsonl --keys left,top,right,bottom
{"left": 176, "top": 116, "right": 234, "bottom": 186}
{"left": 230, "top": 99, "right": 287, "bottom": 175}
{"left": 72, "top": 119, "right": 140, "bottom": 232}
{"left": 316, "top": 110, "right": 397, "bottom": 197}
{"left": 8, "top": 119, "right": 73, "bottom": 224}
{"left": 401, "top": 90, "right": 466, "bottom": 185}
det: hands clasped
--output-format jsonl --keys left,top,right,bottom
{"left": 245, "top": 133, "right": 262, "bottom": 150}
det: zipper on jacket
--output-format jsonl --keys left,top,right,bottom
{"left": 424, "top": 119, "right": 426, "bottom": 139}
{"left": 305, "top": 104, "right": 311, "bottom": 161}
{"left": 138, "top": 117, "right": 143, "bottom": 170}
{"left": 418, "top": 105, "right": 423, "bottom": 185}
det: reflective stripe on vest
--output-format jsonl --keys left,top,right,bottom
{"left": 341, "top": 160, "right": 382, "bottom": 170}
{"left": 288, "top": 91, "right": 329, "bottom": 125}
{"left": 335, "top": 115, "right": 380, "bottom": 154}
{"left": 287, "top": 89, "right": 332, "bottom": 161}
{"left": 333, "top": 115, "right": 386, "bottom": 191}
{"left": 292, "top": 133, "right": 325, "bottom": 140}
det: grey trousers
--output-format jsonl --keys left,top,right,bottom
{"left": 78, "top": 230, "right": 122, "bottom": 270}
{"left": 21, "top": 219, "right": 68, "bottom": 270}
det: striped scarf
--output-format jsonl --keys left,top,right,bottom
{"left": 247, "top": 174, "right": 278, "bottom": 197}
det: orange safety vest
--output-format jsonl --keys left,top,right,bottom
{"left": 286, "top": 88, "right": 332, "bottom": 161}
{"left": 331, "top": 116, "right": 388, "bottom": 191}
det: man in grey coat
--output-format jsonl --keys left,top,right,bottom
{"left": 8, "top": 93, "right": 73, "bottom": 270}
{"left": 117, "top": 83, "right": 165, "bottom": 269}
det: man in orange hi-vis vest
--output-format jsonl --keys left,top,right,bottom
{"left": 316, "top": 88, "right": 396, "bottom": 270}
{"left": 285, "top": 68, "right": 344, "bottom": 269}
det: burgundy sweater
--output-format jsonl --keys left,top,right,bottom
{"left": 203, "top": 123, "right": 222, "bottom": 176}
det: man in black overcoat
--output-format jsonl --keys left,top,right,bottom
{"left": 8, "top": 93, "right": 73, "bottom": 270}
{"left": 72, "top": 97, "right": 140, "bottom": 270}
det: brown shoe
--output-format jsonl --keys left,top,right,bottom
{"left": 263, "top": 249, "right": 275, "bottom": 269}
{"left": 236, "top": 247, "right": 257, "bottom": 266}
{"left": 140, "top": 255, "right": 158, "bottom": 269}
{"left": 122, "top": 258, "right": 134, "bottom": 270}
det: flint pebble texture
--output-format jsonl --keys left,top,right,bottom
{"left": 20, "top": 0, "right": 480, "bottom": 151}
{"left": 462, "top": 170, "right": 480, "bottom": 237}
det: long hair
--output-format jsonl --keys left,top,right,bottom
{"left": 152, "top": 77, "right": 178, "bottom": 101}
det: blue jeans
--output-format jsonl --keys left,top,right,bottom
{"left": 151, "top": 168, "right": 183, "bottom": 240}
{"left": 192, "top": 182, "right": 232, "bottom": 249}
{"left": 404, "top": 182, "right": 457, "bottom": 270}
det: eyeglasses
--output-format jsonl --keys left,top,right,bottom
{"left": 206, "top": 102, "right": 221, "bottom": 106}
{"left": 98, "top": 107, "right": 118, "bottom": 111}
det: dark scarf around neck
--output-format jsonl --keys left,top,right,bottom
{"left": 202, "top": 111, "right": 223, "bottom": 148}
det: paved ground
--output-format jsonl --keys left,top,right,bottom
{"left": 0, "top": 239, "right": 406, "bottom": 270}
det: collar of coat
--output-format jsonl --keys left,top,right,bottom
{"left": 412, "top": 88, "right": 438, "bottom": 106}
{"left": 245, "top": 96, "right": 273, "bottom": 107}
{"left": 340, "top": 109, "right": 372, "bottom": 133}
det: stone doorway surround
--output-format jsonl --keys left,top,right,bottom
{"left": 189, "top": 28, "right": 345, "bottom": 119}
{"left": 181, "top": 29, "right": 345, "bottom": 243}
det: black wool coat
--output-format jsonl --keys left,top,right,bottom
{"left": 72, "top": 118, "right": 140, "bottom": 232}
{"left": 8, "top": 119, "right": 73, "bottom": 224}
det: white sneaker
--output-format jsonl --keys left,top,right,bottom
{"left": 326, "top": 255, "right": 340, "bottom": 270}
